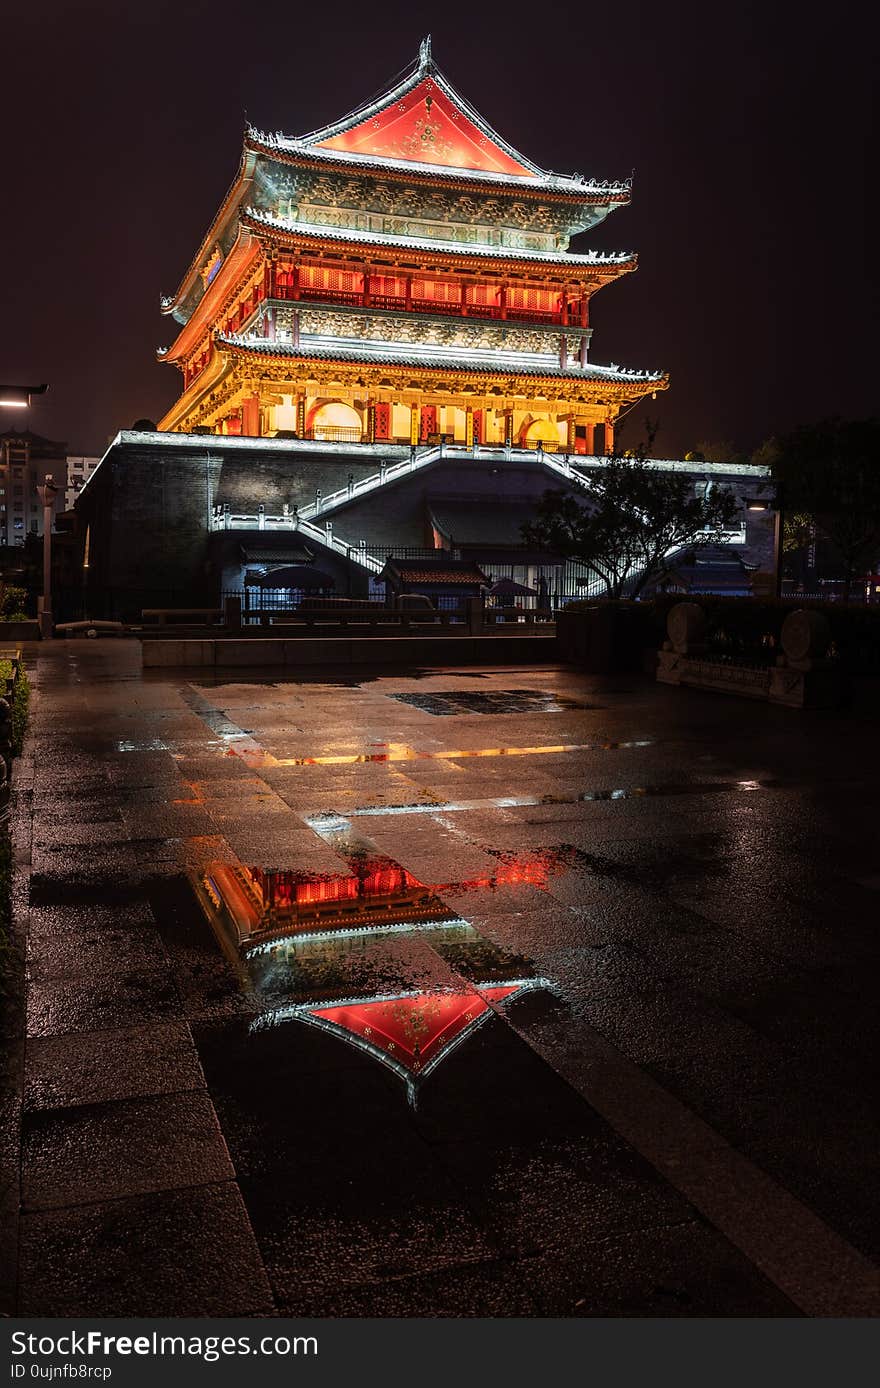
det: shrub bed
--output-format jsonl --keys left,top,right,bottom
{"left": 0, "top": 658, "right": 29, "bottom": 979}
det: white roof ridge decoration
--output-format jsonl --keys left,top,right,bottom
{"left": 243, "top": 208, "right": 635, "bottom": 267}
{"left": 245, "top": 42, "right": 630, "bottom": 194}
{"left": 246, "top": 128, "right": 632, "bottom": 195}
{"left": 217, "top": 330, "right": 666, "bottom": 382}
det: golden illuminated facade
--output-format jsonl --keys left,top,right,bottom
{"left": 159, "top": 39, "right": 667, "bottom": 451}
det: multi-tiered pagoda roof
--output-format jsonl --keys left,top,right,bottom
{"left": 158, "top": 38, "right": 666, "bottom": 451}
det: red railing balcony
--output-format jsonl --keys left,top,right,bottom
{"left": 505, "top": 306, "right": 560, "bottom": 323}
{"left": 299, "top": 287, "right": 364, "bottom": 306}
{"left": 268, "top": 286, "right": 566, "bottom": 327}
{"left": 463, "top": 303, "right": 502, "bottom": 319}
{"left": 370, "top": 294, "right": 406, "bottom": 311}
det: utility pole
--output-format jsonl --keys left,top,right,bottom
{"left": 36, "top": 475, "right": 59, "bottom": 639}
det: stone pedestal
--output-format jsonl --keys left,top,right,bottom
{"left": 656, "top": 647, "right": 683, "bottom": 685}
{"left": 768, "top": 661, "right": 843, "bottom": 709}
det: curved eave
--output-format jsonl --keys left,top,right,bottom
{"left": 217, "top": 334, "right": 668, "bottom": 393}
{"left": 160, "top": 230, "right": 261, "bottom": 366}
{"left": 160, "top": 148, "right": 258, "bottom": 321}
{"left": 157, "top": 344, "right": 230, "bottom": 432}
{"left": 241, "top": 210, "right": 637, "bottom": 278}
{"left": 244, "top": 135, "right": 631, "bottom": 210}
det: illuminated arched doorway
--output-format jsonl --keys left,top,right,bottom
{"left": 521, "top": 418, "right": 562, "bottom": 452}
{"left": 308, "top": 400, "right": 363, "bottom": 444}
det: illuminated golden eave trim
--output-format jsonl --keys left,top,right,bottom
{"left": 242, "top": 214, "right": 637, "bottom": 282}
{"left": 157, "top": 344, "right": 231, "bottom": 432}
{"left": 160, "top": 230, "right": 261, "bottom": 365}
{"left": 161, "top": 149, "right": 258, "bottom": 316}
{"left": 214, "top": 342, "right": 669, "bottom": 397}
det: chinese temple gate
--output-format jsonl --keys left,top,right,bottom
{"left": 158, "top": 38, "right": 667, "bottom": 449}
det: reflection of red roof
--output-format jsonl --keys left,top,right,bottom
{"left": 311, "top": 987, "right": 519, "bottom": 1075}
{"left": 314, "top": 77, "right": 534, "bottom": 178}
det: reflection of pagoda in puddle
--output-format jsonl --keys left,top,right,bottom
{"left": 254, "top": 978, "right": 546, "bottom": 1108}
{"left": 193, "top": 852, "right": 555, "bottom": 1105}
{"left": 195, "top": 858, "right": 459, "bottom": 953}
{"left": 195, "top": 847, "right": 569, "bottom": 953}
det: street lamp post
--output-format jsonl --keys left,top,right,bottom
{"left": 2, "top": 383, "right": 51, "bottom": 632}
{"left": 36, "top": 475, "right": 59, "bottom": 639}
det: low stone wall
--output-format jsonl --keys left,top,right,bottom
{"left": 143, "top": 633, "right": 558, "bottom": 668}
{"left": 0, "top": 622, "right": 39, "bottom": 643}
{"left": 656, "top": 603, "right": 844, "bottom": 709}
{"left": 657, "top": 650, "right": 771, "bottom": 700}
{"left": 556, "top": 605, "right": 657, "bottom": 673}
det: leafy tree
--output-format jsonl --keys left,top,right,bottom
{"left": 764, "top": 417, "right": 880, "bottom": 600}
{"left": 522, "top": 432, "right": 739, "bottom": 600}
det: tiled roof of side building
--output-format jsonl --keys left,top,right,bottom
{"left": 218, "top": 333, "right": 667, "bottom": 385}
{"left": 382, "top": 555, "right": 489, "bottom": 584}
{"left": 243, "top": 209, "right": 636, "bottom": 270}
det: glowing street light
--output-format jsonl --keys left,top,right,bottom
{"left": 0, "top": 383, "right": 48, "bottom": 409}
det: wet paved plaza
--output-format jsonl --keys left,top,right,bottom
{"left": 8, "top": 642, "right": 880, "bottom": 1315}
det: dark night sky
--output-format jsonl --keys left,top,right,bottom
{"left": 2, "top": 0, "right": 876, "bottom": 457}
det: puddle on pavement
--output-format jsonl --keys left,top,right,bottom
{"left": 177, "top": 684, "right": 653, "bottom": 771}
{"left": 191, "top": 854, "right": 554, "bottom": 1112}
{"left": 194, "top": 851, "right": 572, "bottom": 956}
{"left": 177, "top": 818, "right": 737, "bottom": 1311}
{"left": 226, "top": 737, "right": 655, "bottom": 771}
{"left": 340, "top": 778, "right": 781, "bottom": 820}
{"left": 389, "top": 689, "right": 594, "bottom": 716}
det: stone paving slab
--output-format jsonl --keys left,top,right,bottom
{"left": 21, "top": 1090, "right": 235, "bottom": 1210}
{"left": 18, "top": 1182, "right": 273, "bottom": 1317}
{"left": 24, "top": 1021, "right": 206, "bottom": 1112}
{"left": 9, "top": 641, "right": 880, "bottom": 1316}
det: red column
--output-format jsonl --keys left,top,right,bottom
{"left": 405, "top": 276, "right": 412, "bottom": 312}
{"left": 499, "top": 284, "right": 507, "bottom": 320}
{"left": 242, "top": 396, "right": 261, "bottom": 437}
{"left": 583, "top": 422, "right": 595, "bottom": 455}
{"left": 362, "top": 264, "right": 371, "bottom": 307}
{"left": 291, "top": 263, "right": 300, "bottom": 301}
{"left": 604, "top": 421, "right": 615, "bottom": 456}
